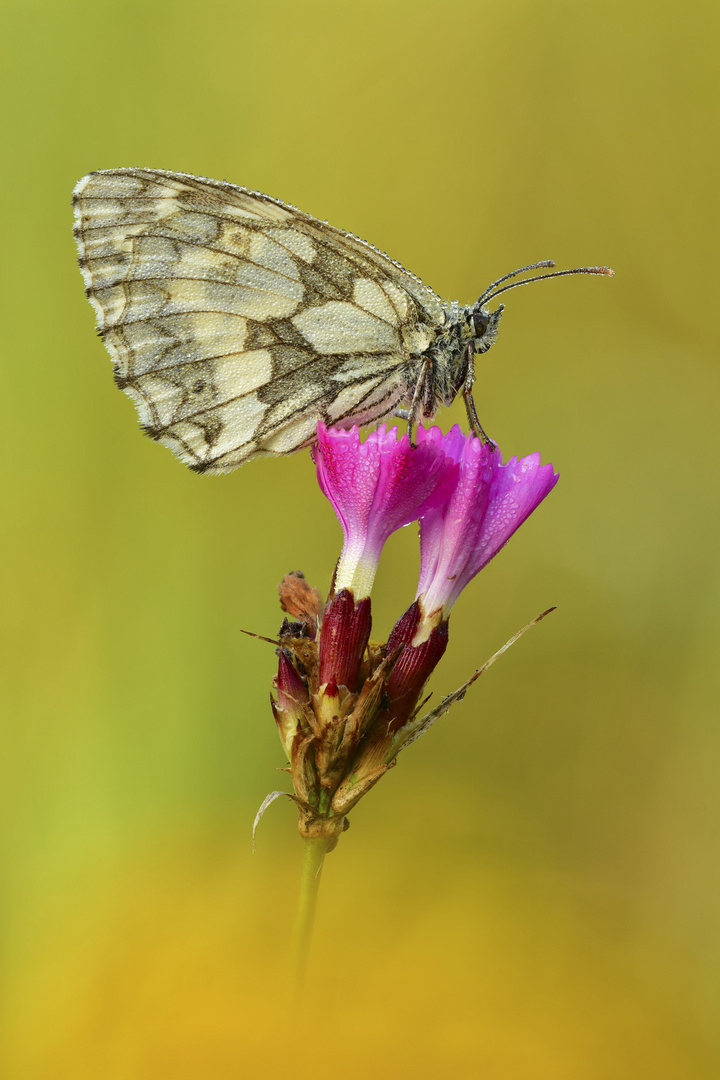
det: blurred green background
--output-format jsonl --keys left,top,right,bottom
{"left": 1, "top": 0, "right": 718, "bottom": 1076}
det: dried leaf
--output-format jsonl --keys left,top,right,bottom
{"left": 252, "top": 790, "right": 306, "bottom": 852}
{"left": 278, "top": 572, "right": 324, "bottom": 637}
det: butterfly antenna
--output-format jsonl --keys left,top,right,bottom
{"left": 477, "top": 260, "right": 556, "bottom": 304}
{"left": 481, "top": 265, "right": 614, "bottom": 306}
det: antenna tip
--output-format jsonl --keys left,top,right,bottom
{"left": 597, "top": 266, "right": 615, "bottom": 276}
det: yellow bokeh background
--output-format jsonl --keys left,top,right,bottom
{"left": 2, "top": 0, "right": 718, "bottom": 1076}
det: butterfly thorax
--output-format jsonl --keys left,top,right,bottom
{"left": 420, "top": 301, "right": 504, "bottom": 415}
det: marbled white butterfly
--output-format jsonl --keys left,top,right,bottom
{"left": 73, "top": 168, "right": 612, "bottom": 474}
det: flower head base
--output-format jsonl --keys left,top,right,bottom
{"left": 314, "top": 422, "right": 457, "bottom": 599}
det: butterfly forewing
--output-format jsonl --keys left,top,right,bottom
{"left": 73, "top": 168, "right": 444, "bottom": 473}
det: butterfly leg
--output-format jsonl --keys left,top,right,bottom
{"left": 462, "top": 342, "right": 496, "bottom": 448}
{"left": 406, "top": 356, "right": 433, "bottom": 448}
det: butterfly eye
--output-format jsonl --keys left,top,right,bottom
{"left": 473, "top": 312, "right": 490, "bottom": 337}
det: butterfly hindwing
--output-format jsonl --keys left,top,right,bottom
{"left": 73, "top": 168, "right": 443, "bottom": 473}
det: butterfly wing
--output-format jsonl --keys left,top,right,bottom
{"left": 73, "top": 168, "right": 445, "bottom": 473}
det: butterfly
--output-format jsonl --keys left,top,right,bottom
{"left": 73, "top": 168, "right": 612, "bottom": 474}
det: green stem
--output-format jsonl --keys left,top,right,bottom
{"left": 292, "top": 835, "right": 330, "bottom": 993}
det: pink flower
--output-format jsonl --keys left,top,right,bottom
{"left": 312, "top": 421, "right": 557, "bottom": 729}
{"left": 314, "top": 422, "right": 457, "bottom": 600}
{"left": 413, "top": 426, "right": 559, "bottom": 640}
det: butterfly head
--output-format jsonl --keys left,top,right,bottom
{"left": 468, "top": 303, "right": 504, "bottom": 355}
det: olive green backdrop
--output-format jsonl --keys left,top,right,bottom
{"left": 1, "top": 0, "right": 718, "bottom": 1076}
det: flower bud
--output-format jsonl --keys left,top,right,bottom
{"left": 272, "top": 648, "right": 310, "bottom": 757}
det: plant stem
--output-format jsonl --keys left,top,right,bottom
{"left": 292, "top": 835, "right": 330, "bottom": 992}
